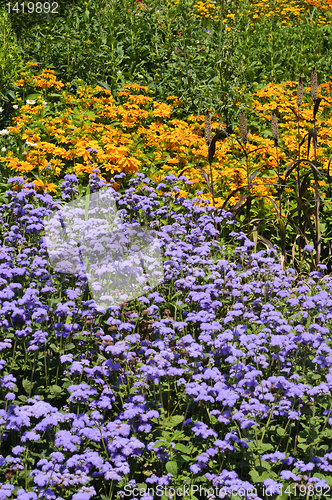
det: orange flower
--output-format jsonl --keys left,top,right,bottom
{"left": 153, "top": 102, "right": 172, "bottom": 118}
{"left": 117, "top": 156, "right": 141, "bottom": 173}
{"left": 29, "top": 179, "right": 57, "bottom": 193}
{"left": 124, "top": 83, "right": 148, "bottom": 92}
{"left": 75, "top": 139, "right": 101, "bottom": 161}
{"left": 6, "top": 159, "right": 34, "bottom": 173}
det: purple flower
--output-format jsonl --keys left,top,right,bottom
{"left": 0, "top": 485, "right": 15, "bottom": 499}
{"left": 262, "top": 451, "right": 285, "bottom": 463}
{"left": 54, "top": 430, "right": 81, "bottom": 451}
{"left": 279, "top": 470, "right": 299, "bottom": 480}
{"left": 263, "top": 478, "right": 282, "bottom": 495}
{"left": 5, "top": 393, "right": 15, "bottom": 400}
{"left": 16, "top": 490, "right": 37, "bottom": 499}
{"left": 1, "top": 374, "right": 16, "bottom": 389}
{"left": 191, "top": 422, "right": 218, "bottom": 439}
{"left": 21, "top": 431, "right": 41, "bottom": 442}
{"left": 12, "top": 445, "right": 25, "bottom": 455}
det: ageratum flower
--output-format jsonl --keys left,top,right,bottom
{"left": 1, "top": 170, "right": 332, "bottom": 496}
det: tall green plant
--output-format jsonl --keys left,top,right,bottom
{"left": 0, "top": 9, "right": 24, "bottom": 127}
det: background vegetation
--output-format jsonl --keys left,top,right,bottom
{"left": 1, "top": 0, "right": 332, "bottom": 127}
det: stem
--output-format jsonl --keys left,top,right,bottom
{"left": 259, "top": 402, "right": 276, "bottom": 446}
{"left": 276, "top": 145, "right": 281, "bottom": 217}
{"left": 28, "top": 351, "right": 37, "bottom": 399}
{"left": 245, "top": 144, "right": 250, "bottom": 237}
{"left": 309, "top": 401, "right": 316, "bottom": 461}
{"left": 314, "top": 401, "right": 332, "bottom": 456}
{"left": 209, "top": 161, "right": 217, "bottom": 235}
{"left": 44, "top": 344, "right": 48, "bottom": 390}
{"left": 314, "top": 142, "right": 320, "bottom": 267}
{"left": 254, "top": 421, "right": 263, "bottom": 476}
{"left": 297, "top": 109, "right": 302, "bottom": 261}
{"left": 24, "top": 447, "right": 30, "bottom": 490}
{"left": 181, "top": 401, "right": 190, "bottom": 431}
{"left": 108, "top": 481, "right": 114, "bottom": 500}
{"left": 209, "top": 162, "right": 216, "bottom": 210}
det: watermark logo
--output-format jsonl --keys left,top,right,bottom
{"left": 122, "top": 484, "right": 259, "bottom": 498}
{"left": 43, "top": 186, "right": 164, "bottom": 308}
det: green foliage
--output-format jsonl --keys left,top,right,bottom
{"left": 0, "top": 8, "right": 24, "bottom": 128}
{"left": 6, "top": 0, "right": 332, "bottom": 127}
{"left": 0, "top": 9, "right": 24, "bottom": 94}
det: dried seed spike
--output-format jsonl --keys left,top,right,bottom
{"left": 311, "top": 67, "right": 318, "bottom": 103}
{"left": 297, "top": 76, "right": 303, "bottom": 108}
{"left": 205, "top": 112, "right": 212, "bottom": 146}
{"left": 239, "top": 111, "right": 248, "bottom": 144}
{"left": 271, "top": 110, "right": 279, "bottom": 147}
{"left": 312, "top": 128, "right": 318, "bottom": 150}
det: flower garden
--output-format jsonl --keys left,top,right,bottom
{"left": 1, "top": 0, "right": 332, "bottom": 499}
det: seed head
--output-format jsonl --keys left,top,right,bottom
{"left": 311, "top": 67, "right": 318, "bottom": 102}
{"left": 297, "top": 76, "right": 303, "bottom": 108}
{"left": 271, "top": 110, "right": 279, "bottom": 147}
{"left": 205, "top": 112, "right": 212, "bottom": 145}
{"left": 239, "top": 111, "right": 248, "bottom": 144}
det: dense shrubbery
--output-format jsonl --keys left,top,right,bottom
{"left": 4, "top": 0, "right": 332, "bottom": 122}
{"left": 0, "top": 10, "right": 24, "bottom": 129}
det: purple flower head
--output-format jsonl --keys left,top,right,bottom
{"left": 61, "top": 174, "right": 79, "bottom": 199}
{"left": 263, "top": 479, "right": 283, "bottom": 495}
{"left": 12, "top": 445, "right": 25, "bottom": 455}
{"left": 0, "top": 486, "right": 15, "bottom": 499}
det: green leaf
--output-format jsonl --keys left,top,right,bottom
{"left": 312, "top": 473, "right": 332, "bottom": 486}
{"left": 249, "top": 469, "right": 271, "bottom": 483}
{"left": 96, "top": 80, "right": 111, "bottom": 91}
{"left": 26, "top": 93, "right": 42, "bottom": 100}
{"left": 48, "top": 384, "right": 63, "bottom": 395}
{"left": 22, "top": 378, "right": 34, "bottom": 394}
{"left": 260, "top": 459, "right": 272, "bottom": 471}
{"left": 136, "top": 483, "right": 147, "bottom": 491}
{"left": 322, "top": 429, "right": 332, "bottom": 439}
{"left": 151, "top": 440, "right": 168, "bottom": 449}
{"left": 165, "top": 460, "right": 178, "bottom": 477}
{"left": 163, "top": 415, "right": 184, "bottom": 428}
{"left": 249, "top": 469, "right": 261, "bottom": 483}
{"left": 258, "top": 443, "right": 274, "bottom": 453}
{"left": 65, "top": 342, "right": 75, "bottom": 351}
{"left": 49, "top": 343, "right": 60, "bottom": 353}
{"left": 174, "top": 443, "right": 191, "bottom": 454}
{"left": 276, "top": 492, "right": 291, "bottom": 500}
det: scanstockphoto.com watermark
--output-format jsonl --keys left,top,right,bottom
{"left": 121, "top": 484, "right": 259, "bottom": 499}
{"left": 121, "top": 483, "right": 332, "bottom": 498}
